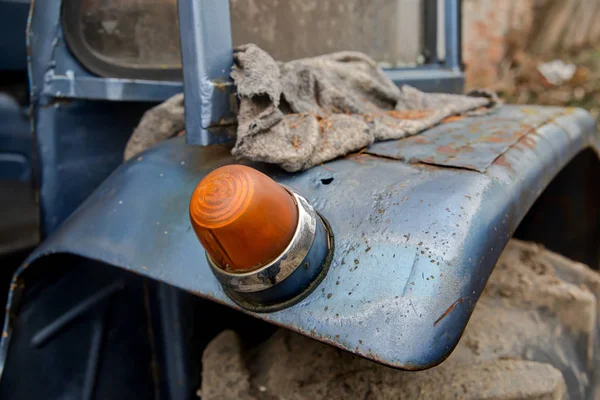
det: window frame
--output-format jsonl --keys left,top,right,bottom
{"left": 178, "top": 0, "right": 465, "bottom": 146}
{"left": 61, "top": 0, "right": 183, "bottom": 81}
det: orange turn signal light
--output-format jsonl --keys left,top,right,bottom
{"left": 189, "top": 165, "right": 298, "bottom": 273}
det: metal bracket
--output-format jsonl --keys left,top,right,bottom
{"left": 178, "top": 0, "right": 237, "bottom": 146}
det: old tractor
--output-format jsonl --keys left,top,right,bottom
{"left": 0, "top": 0, "right": 598, "bottom": 398}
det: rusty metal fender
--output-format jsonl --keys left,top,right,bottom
{"left": 1, "top": 105, "right": 598, "bottom": 373}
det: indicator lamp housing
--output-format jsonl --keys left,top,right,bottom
{"left": 190, "top": 165, "right": 333, "bottom": 311}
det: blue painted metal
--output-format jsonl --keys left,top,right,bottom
{"left": 33, "top": 101, "right": 158, "bottom": 235}
{"left": 0, "top": 93, "right": 31, "bottom": 182}
{"left": 36, "top": 1, "right": 182, "bottom": 103}
{"left": 43, "top": 75, "right": 183, "bottom": 103}
{"left": 3, "top": 105, "right": 597, "bottom": 371}
{"left": 27, "top": 0, "right": 183, "bottom": 235}
{"left": 0, "top": 0, "right": 37, "bottom": 256}
{"left": 178, "top": 0, "right": 236, "bottom": 146}
{"left": 0, "top": 0, "right": 30, "bottom": 181}
{"left": 0, "top": 0, "right": 30, "bottom": 71}
{"left": 443, "top": 0, "right": 462, "bottom": 71}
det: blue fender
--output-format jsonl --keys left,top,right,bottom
{"left": 2, "top": 105, "right": 599, "bottom": 371}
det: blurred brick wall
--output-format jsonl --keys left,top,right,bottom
{"left": 233, "top": 0, "right": 600, "bottom": 90}
{"left": 526, "top": 0, "right": 600, "bottom": 54}
{"left": 463, "top": 0, "right": 600, "bottom": 89}
{"left": 462, "top": 0, "right": 534, "bottom": 89}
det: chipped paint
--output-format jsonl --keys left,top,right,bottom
{"left": 368, "top": 105, "right": 572, "bottom": 172}
{"left": 1, "top": 105, "right": 597, "bottom": 375}
{"left": 434, "top": 297, "right": 464, "bottom": 326}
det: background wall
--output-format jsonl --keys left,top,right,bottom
{"left": 82, "top": 0, "right": 600, "bottom": 91}
{"left": 230, "top": 0, "right": 424, "bottom": 66}
{"left": 462, "top": 0, "right": 600, "bottom": 89}
{"left": 231, "top": 0, "right": 600, "bottom": 90}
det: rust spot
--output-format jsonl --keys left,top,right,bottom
{"left": 44, "top": 97, "right": 75, "bottom": 107}
{"left": 564, "top": 107, "right": 577, "bottom": 114}
{"left": 412, "top": 136, "right": 431, "bottom": 144}
{"left": 209, "top": 117, "right": 236, "bottom": 127}
{"left": 345, "top": 153, "right": 369, "bottom": 165}
{"left": 484, "top": 135, "right": 508, "bottom": 143}
{"left": 291, "top": 135, "right": 302, "bottom": 149}
{"left": 384, "top": 109, "right": 433, "bottom": 120}
{"left": 512, "top": 130, "right": 526, "bottom": 139}
{"left": 436, "top": 145, "right": 458, "bottom": 155}
{"left": 494, "top": 155, "right": 515, "bottom": 172}
{"left": 211, "top": 79, "right": 230, "bottom": 92}
{"left": 521, "top": 108, "right": 539, "bottom": 115}
{"left": 469, "top": 124, "right": 481, "bottom": 134}
{"left": 320, "top": 163, "right": 335, "bottom": 172}
{"left": 413, "top": 162, "right": 441, "bottom": 171}
{"left": 317, "top": 116, "right": 333, "bottom": 138}
{"left": 458, "top": 145, "right": 475, "bottom": 153}
{"left": 434, "top": 297, "right": 464, "bottom": 326}
{"left": 519, "top": 136, "right": 537, "bottom": 149}
{"left": 441, "top": 115, "right": 466, "bottom": 124}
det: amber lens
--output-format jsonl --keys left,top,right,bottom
{"left": 189, "top": 165, "right": 298, "bottom": 272}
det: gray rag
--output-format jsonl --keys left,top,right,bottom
{"left": 231, "top": 44, "right": 499, "bottom": 172}
{"left": 124, "top": 44, "right": 500, "bottom": 169}
{"left": 124, "top": 93, "right": 185, "bottom": 161}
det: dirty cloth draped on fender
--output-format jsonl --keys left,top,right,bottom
{"left": 231, "top": 44, "right": 499, "bottom": 172}
{"left": 124, "top": 44, "right": 499, "bottom": 168}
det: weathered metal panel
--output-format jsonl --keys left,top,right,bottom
{"left": 2, "top": 105, "right": 597, "bottom": 372}
{"left": 368, "top": 106, "right": 568, "bottom": 172}
{"left": 27, "top": 0, "right": 183, "bottom": 235}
